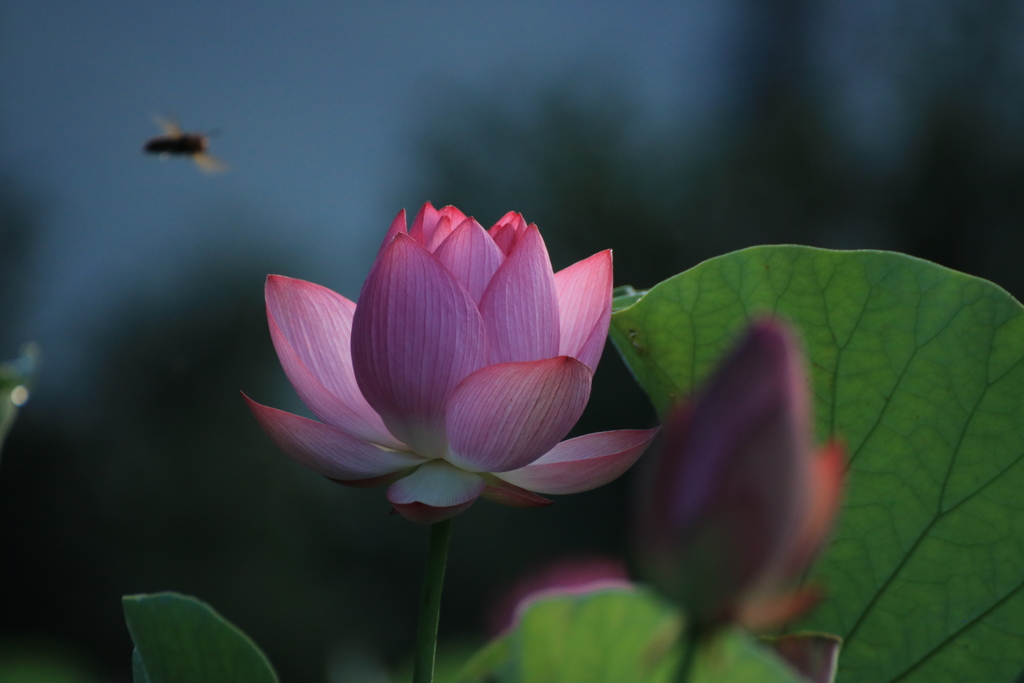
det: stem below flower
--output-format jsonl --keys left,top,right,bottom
{"left": 413, "top": 518, "right": 452, "bottom": 683}
{"left": 674, "top": 625, "right": 701, "bottom": 683}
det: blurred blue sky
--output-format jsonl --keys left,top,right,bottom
{"left": 1, "top": 0, "right": 735, "bottom": 401}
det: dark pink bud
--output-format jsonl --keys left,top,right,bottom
{"left": 636, "top": 319, "right": 844, "bottom": 630}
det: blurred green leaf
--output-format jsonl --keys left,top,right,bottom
{"left": 455, "top": 636, "right": 513, "bottom": 683}
{"left": 123, "top": 592, "right": 278, "bottom": 683}
{"left": 454, "top": 588, "right": 804, "bottom": 683}
{"left": 0, "top": 649, "right": 100, "bottom": 683}
{"left": 610, "top": 246, "right": 1024, "bottom": 682}
{"left": 132, "top": 649, "right": 152, "bottom": 683}
{"left": 388, "top": 638, "right": 494, "bottom": 683}
{"left": 685, "top": 629, "right": 809, "bottom": 683}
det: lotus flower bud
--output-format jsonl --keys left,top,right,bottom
{"left": 636, "top": 319, "right": 844, "bottom": 631}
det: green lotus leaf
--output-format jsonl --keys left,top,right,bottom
{"left": 123, "top": 592, "right": 278, "bottom": 683}
{"left": 453, "top": 588, "right": 805, "bottom": 683}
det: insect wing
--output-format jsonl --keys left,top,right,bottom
{"left": 193, "top": 152, "right": 228, "bottom": 173}
{"left": 152, "top": 114, "right": 182, "bottom": 137}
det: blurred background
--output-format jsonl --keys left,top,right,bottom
{"left": 2, "top": 0, "right": 1024, "bottom": 681}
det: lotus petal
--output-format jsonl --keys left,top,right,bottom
{"left": 387, "top": 459, "right": 485, "bottom": 523}
{"left": 408, "top": 202, "right": 440, "bottom": 246}
{"left": 554, "top": 250, "right": 613, "bottom": 371}
{"left": 244, "top": 395, "right": 425, "bottom": 481}
{"left": 265, "top": 275, "right": 402, "bottom": 448}
{"left": 479, "top": 475, "right": 553, "bottom": 507}
{"left": 433, "top": 217, "right": 505, "bottom": 304}
{"left": 351, "top": 234, "right": 488, "bottom": 457}
{"left": 424, "top": 213, "right": 456, "bottom": 253}
{"left": 375, "top": 209, "right": 408, "bottom": 257}
{"left": 445, "top": 357, "right": 591, "bottom": 473}
{"left": 479, "top": 226, "right": 560, "bottom": 364}
{"left": 491, "top": 210, "right": 527, "bottom": 234}
{"left": 488, "top": 211, "right": 526, "bottom": 255}
{"left": 496, "top": 428, "right": 658, "bottom": 494}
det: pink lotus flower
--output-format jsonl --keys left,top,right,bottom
{"left": 636, "top": 319, "right": 844, "bottom": 631}
{"left": 245, "top": 203, "right": 657, "bottom": 523}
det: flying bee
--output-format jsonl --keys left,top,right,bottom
{"left": 144, "top": 116, "right": 227, "bottom": 172}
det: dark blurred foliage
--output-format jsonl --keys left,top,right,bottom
{"left": 414, "top": 1, "right": 1024, "bottom": 300}
{"left": 3, "top": 2, "right": 1024, "bottom": 682}
{"left": 0, "top": 177, "right": 40, "bottom": 354}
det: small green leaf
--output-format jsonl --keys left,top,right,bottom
{"left": 123, "top": 592, "right": 278, "bottom": 683}
{"left": 453, "top": 588, "right": 805, "bottom": 683}
{"left": 612, "top": 285, "right": 645, "bottom": 311}
{"left": 610, "top": 246, "right": 1024, "bottom": 682}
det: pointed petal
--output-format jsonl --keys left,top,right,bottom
{"left": 411, "top": 204, "right": 467, "bottom": 248}
{"left": 490, "top": 224, "right": 517, "bottom": 255}
{"left": 387, "top": 460, "right": 485, "bottom": 523}
{"left": 435, "top": 206, "right": 467, "bottom": 237}
{"left": 351, "top": 234, "right": 488, "bottom": 457}
{"left": 480, "top": 475, "right": 553, "bottom": 507}
{"left": 265, "top": 275, "right": 402, "bottom": 449}
{"left": 375, "top": 209, "right": 408, "bottom": 257}
{"left": 433, "top": 218, "right": 505, "bottom": 304}
{"left": 572, "top": 315, "right": 610, "bottom": 374}
{"left": 496, "top": 428, "right": 658, "bottom": 494}
{"left": 408, "top": 202, "right": 439, "bottom": 246}
{"left": 244, "top": 395, "right": 425, "bottom": 482}
{"left": 554, "top": 250, "right": 613, "bottom": 371}
{"left": 424, "top": 214, "right": 455, "bottom": 253}
{"left": 445, "top": 357, "right": 592, "bottom": 473}
{"left": 479, "top": 226, "right": 560, "bottom": 364}
{"left": 490, "top": 210, "right": 527, "bottom": 234}
{"left": 488, "top": 211, "right": 527, "bottom": 255}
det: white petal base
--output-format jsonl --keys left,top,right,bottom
{"left": 387, "top": 460, "right": 485, "bottom": 523}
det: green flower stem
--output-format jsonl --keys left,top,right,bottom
{"left": 674, "top": 626, "right": 701, "bottom": 683}
{"left": 413, "top": 518, "right": 453, "bottom": 683}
